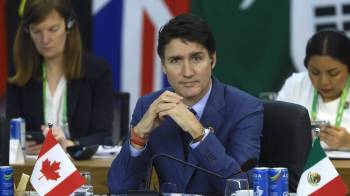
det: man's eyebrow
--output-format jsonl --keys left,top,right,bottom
{"left": 167, "top": 55, "right": 182, "bottom": 60}
{"left": 190, "top": 51, "right": 205, "bottom": 56}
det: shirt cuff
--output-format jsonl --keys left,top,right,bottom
{"left": 129, "top": 140, "right": 147, "bottom": 157}
{"left": 189, "top": 128, "right": 210, "bottom": 149}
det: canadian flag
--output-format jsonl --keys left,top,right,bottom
{"left": 30, "top": 130, "right": 85, "bottom": 196}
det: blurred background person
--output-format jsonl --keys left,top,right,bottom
{"left": 277, "top": 29, "right": 350, "bottom": 150}
{"left": 6, "top": 0, "right": 113, "bottom": 154}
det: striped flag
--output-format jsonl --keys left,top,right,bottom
{"left": 30, "top": 130, "right": 85, "bottom": 196}
{"left": 0, "top": 0, "right": 7, "bottom": 97}
{"left": 92, "top": 0, "right": 190, "bottom": 110}
{"left": 297, "top": 138, "right": 348, "bottom": 196}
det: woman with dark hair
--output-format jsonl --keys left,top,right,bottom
{"left": 278, "top": 29, "right": 350, "bottom": 149}
{"left": 6, "top": 0, "right": 113, "bottom": 154}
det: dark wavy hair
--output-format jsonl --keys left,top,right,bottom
{"left": 157, "top": 13, "right": 216, "bottom": 60}
{"left": 304, "top": 29, "right": 350, "bottom": 72}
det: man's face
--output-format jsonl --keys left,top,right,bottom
{"left": 162, "top": 38, "right": 215, "bottom": 105}
{"left": 29, "top": 10, "right": 67, "bottom": 61}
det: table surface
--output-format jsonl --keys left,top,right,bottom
{"left": 11, "top": 157, "right": 350, "bottom": 194}
{"left": 12, "top": 156, "right": 115, "bottom": 194}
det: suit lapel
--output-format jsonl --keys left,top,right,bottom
{"left": 201, "top": 78, "right": 225, "bottom": 134}
{"left": 67, "top": 79, "right": 83, "bottom": 123}
{"left": 183, "top": 78, "right": 226, "bottom": 189}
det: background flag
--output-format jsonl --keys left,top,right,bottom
{"left": 0, "top": 0, "right": 7, "bottom": 97}
{"left": 92, "top": 0, "right": 350, "bottom": 112}
{"left": 92, "top": 0, "right": 190, "bottom": 110}
{"left": 191, "top": 0, "right": 294, "bottom": 96}
{"left": 297, "top": 138, "right": 348, "bottom": 196}
{"left": 30, "top": 130, "right": 85, "bottom": 196}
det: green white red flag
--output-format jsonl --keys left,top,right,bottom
{"left": 297, "top": 138, "right": 348, "bottom": 196}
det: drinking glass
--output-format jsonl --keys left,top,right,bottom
{"left": 80, "top": 171, "right": 92, "bottom": 185}
{"left": 224, "top": 178, "right": 252, "bottom": 196}
{"left": 73, "top": 171, "right": 93, "bottom": 196}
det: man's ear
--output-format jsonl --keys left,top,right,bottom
{"left": 162, "top": 61, "right": 167, "bottom": 74}
{"left": 210, "top": 53, "right": 217, "bottom": 69}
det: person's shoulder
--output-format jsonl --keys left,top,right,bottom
{"left": 285, "top": 71, "right": 309, "bottom": 84}
{"left": 213, "top": 78, "right": 262, "bottom": 108}
{"left": 82, "top": 53, "right": 111, "bottom": 78}
{"left": 280, "top": 71, "right": 311, "bottom": 92}
{"left": 277, "top": 71, "right": 312, "bottom": 103}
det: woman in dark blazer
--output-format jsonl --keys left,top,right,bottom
{"left": 6, "top": 0, "right": 113, "bottom": 154}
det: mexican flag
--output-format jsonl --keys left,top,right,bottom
{"left": 30, "top": 130, "right": 85, "bottom": 196}
{"left": 297, "top": 138, "right": 348, "bottom": 196}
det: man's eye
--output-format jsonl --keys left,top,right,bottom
{"left": 169, "top": 59, "right": 179, "bottom": 64}
{"left": 192, "top": 56, "right": 202, "bottom": 62}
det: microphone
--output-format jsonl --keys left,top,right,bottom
{"left": 145, "top": 153, "right": 257, "bottom": 190}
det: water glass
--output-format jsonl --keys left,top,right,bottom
{"left": 80, "top": 171, "right": 92, "bottom": 185}
{"left": 224, "top": 178, "right": 252, "bottom": 196}
{"left": 73, "top": 171, "right": 93, "bottom": 195}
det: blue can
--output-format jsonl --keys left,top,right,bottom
{"left": 252, "top": 167, "right": 269, "bottom": 196}
{"left": 10, "top": 118, "right": 26, "bottom": 147}
{"left": 269, "top": 167, "right": 288, "bottom": 196}
{"left": 0, "top": 166, "right": 14, "bottom": 195}
{"left": 10, "top": 119, "right": 21, "bottom": 140}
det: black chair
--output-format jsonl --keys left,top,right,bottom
{"left": 0, "top": 115, "right": 9, "bottom": 165}
{"left": 110, "top": 92, "right": 130, "bottom": 145}
{"left": 259, "top": 101, "right": 312, "bottom": 192}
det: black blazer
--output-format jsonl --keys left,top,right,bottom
{"left": 6, "top": 54, "right": 113, "bottom": 146}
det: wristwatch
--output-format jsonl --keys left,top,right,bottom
{"left": 192, "top": 128, "right": 208, "bottom": 143}
{"left": 73, "top": 140, "right": 80, "bottom": 146}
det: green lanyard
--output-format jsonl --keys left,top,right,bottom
{"left": 311, "top": 77, "right": 350, "bottom": 126}
{"left": 42, "top": 64, "right": 68, "bottom": 125}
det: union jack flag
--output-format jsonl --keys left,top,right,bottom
{"left": 92, "top": 0, "right": 190, "bottom": 110}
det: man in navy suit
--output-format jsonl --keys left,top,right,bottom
{"left": 108, "top": 13, "right": 263, "bottom": 195}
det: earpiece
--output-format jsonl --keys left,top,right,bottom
{"left": 65, "top": 15, "right": 75, "bottom": 31}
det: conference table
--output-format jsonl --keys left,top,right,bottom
{"left": 11, "top": 156, "right": 350, "bottom": 194}
{"left": 12, "top": 155, "right": 116, "bottom": 194}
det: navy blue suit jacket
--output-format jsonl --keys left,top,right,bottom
{"left": 108, "top": 77, "right": 263, "bottom": 195}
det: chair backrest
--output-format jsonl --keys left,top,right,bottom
{"left": 0, "top": 115, "right": 9, "bottom": 165}
{"left": 111, "top": 92, "right": 130, "bottom": 145}
{"left": 259, "top": 101, "right": 312, "bottom": 192}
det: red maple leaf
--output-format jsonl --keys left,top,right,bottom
{"left": 39, "top": 158, "right": 61, "bottom": 181}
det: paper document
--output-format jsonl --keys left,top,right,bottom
{"left": 95, "top": 145, "right": 121, "bottom": 156}
{"left": 326, "top": 150, "right": 350, "bottom": 159}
